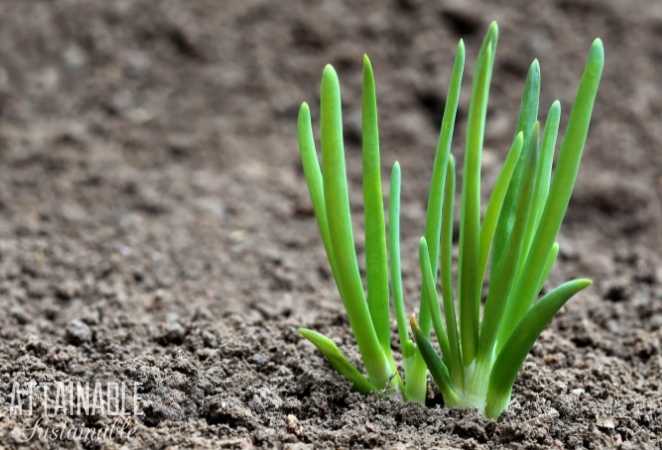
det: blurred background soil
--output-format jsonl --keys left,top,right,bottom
{"left": 0, "top": 0, "right": 660, "bottom": 448}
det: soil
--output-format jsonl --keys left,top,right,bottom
{"left": 0, "top": 0, "right": 660, "bottom": 449}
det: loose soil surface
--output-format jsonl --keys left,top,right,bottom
{"left": 0, "top": 0, "right": 660, "bottom": 449}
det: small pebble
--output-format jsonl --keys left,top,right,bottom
{"left": 10, "top": 306, "right": 30, "bottom": 324}
{"left": 157, "top": 315, "right": 186, "bottom": 345}
{"left": 286, "top": 414, "right": 303, "bottom": 436}
{"left": 66, "top": 319, "right": 92, "bottom": 344}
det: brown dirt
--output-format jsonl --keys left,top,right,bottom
{"left": 0, "top": 0, "right": 660, "bottom": 448}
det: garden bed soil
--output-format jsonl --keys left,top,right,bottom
{"left": 0, "top": 0, "right": 660, "bottom": 448}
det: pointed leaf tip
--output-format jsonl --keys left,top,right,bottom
{"left": 515, "top": 130, "right": 524, "bottom": 145}
{"left": 298, "top": 328, "right": 377, "bottom": 393}
{"left": 418, "top": 236, "right": 428, "bottom": 255}
{"left": 362, "top": 55, "right": 375, "bottom": 89}
{"left": 592, "top": 38, "right": 604, "bottom": 51}
{"left": 530, "top": 59, "right": 540, "bottom": 76}
{"left": 322, "top": 64, "right": 338, "bottom": 81}
{"left": 362, "top": 55, "right": 374, "bottom": 79}
{"left": 487, "top": 277, "right": 593, "bottom": 416}
{"left": 299, "top": 102, "right": 310, "bottom": 116}
{"left": 487, "top": 20, "right": 499, "bottom": 41}
{"left": 575, "top": 278, "right": 593, "bottom": 289}
{"left": 591, "top": 38, "right": 604, "bottom": 61}
{"left": 409, "top": 314, "right": 419, "bottom": 332}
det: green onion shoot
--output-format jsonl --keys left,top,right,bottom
{"left": 295, "top": 21, "right": 604, "bottom": 418}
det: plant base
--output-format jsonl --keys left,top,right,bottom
{"left": 442, "top": 356, "right": 510, "bottom": 419}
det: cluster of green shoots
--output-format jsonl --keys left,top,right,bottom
{"left": 296, "top": 22, "right": 604, "bottom": 418}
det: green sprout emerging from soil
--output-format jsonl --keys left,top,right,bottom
{"left": 296, "top": 22, "right": 604, "bottom": 418}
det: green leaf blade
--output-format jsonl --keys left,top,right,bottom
{"left": 419, "top": 237, "right": 453, "bottom": 370}
{"left": 479, "top": 125, "right": 540, "bottom": 360}
{"left": 320, "top": 65, "right": 392, "bottom": 387}
{"left": 515, "top": 59, "right": 541, "bottom": 139}
{"left": 491, "top": 60, "right": 541, "bottom": 270}
{"left": 439, "top": 156, "right": 462, "bottom": 382}
{"left": 459, "top": 22, "right": 498, "bottom": 365}
{"left": 410, "top": 317, "right": 459, "bottom": 404}
{"left": 407, "top": 38, "right": 465, "bottom": 404}
{"left": 419, "top": 39, "right": 465, "bottom": 334}
{"left": 299, "top": 328, "right": 377, "bottom": 394}
{"left": 362, "top": 55, "right": 391, "bottom": 353}
{"left": 478, "top": 131, "right": 524, "bottom": 282}
{"left": 534, "top": 101, "right": 562, "bottom": 220}
{"left": 497, "top": 40, "right": 604, "bottom": 347}
{"left": 485, "top": 279, "right": 591, "bottom": 418}
{"left": 520, "top": 101, "right": 561, "bottom": 260}
{"left": 297, "top": 103, "right": 338, "bottom": 280}
{"left": 388, "top": 162, "right": 414, "bottom": 357}
{"left": 537, "top": 242, "right": 560, "bottom": 294}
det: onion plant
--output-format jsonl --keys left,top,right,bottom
{"left": 296, "top": 22, "right": 604, "bottom": 418}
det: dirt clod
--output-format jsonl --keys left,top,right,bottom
{"left": 65, "top": 319, "right": 92, "bottom": 344}
{"left": 0, "top": 0, "right": 660, "bottom": 449}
